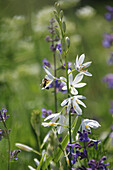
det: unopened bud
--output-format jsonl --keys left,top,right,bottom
{"left": 15, "top": 143, "right": 33, "bottom": 152}
{"left": 65, "top": 37, "right": 70, "bottom": 48}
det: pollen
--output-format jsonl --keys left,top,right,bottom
{"left": 47, "top": 80, "right": 50, "bottom": 84}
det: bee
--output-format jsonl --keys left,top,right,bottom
{"left": 41, "top": 78, "right": 50, "bottom": 89}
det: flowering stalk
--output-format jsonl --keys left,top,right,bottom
{"left": 54, "top": 2, "right": 72, "bottom": 168}
{"left": 0, "top": 111, "right": 10, "bottom": 170}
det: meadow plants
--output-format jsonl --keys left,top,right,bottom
{"left": 15, "top": 2, "right": 111, "bottom": 170}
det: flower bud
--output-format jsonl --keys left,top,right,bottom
{"left": 65, "top": 37, "right": 70, "bottom": 48}
{"left": 15, "top": 143, "right": 33, "bottom": 152}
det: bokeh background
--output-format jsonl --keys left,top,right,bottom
{"left": 0, "top": 0, "right": 113, "bottom": 169}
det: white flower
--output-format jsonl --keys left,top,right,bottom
{"left": 61, "top": 95, "right": 86, "bottom": 115}
{"left": 74, "top": 54, "right": 92, "bottom": 76}
{"left": 42, "top": 112, "right": 67, "bottom": 134}
{"left": 60, "top": 69, "right": 86, "bottom": 95}
{"left": 76, "top": 119, "right": 101, "bottom": 141}
{"left": 42, "top": 66, "right": 55, "bottom": 89}
{"left": 80, "top": 119, "right": 101, "bottom": 131}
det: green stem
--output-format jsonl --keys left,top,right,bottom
{"left": 51, "top": 21, "right": 57, "bottom": 113}
{"left": 65, "top": 52, "right": 72, "bottom": 169}
{"left": 0, "top": 113, "right": 10, "bottom": 170}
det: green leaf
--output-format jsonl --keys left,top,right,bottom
{"left": 41, "top": 156, "right": 52, "bottom": 170}
{"left": 37, "top": 153, "right": 46, "bottom": 170}
{"left": 41, "top": 116, "right": 78, "bottom": 169}
{"left": 54, "top": 116, "right": 78, "bottom": 162}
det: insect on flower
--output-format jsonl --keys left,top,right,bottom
{"left": 41, "top": 78, "right": 50, "bottom": 89}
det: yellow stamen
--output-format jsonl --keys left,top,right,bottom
{"left": 85, "top": 125, "right": 89, "bottom": 129}
{"left": 66, "top": 159, "right": 69, "bottom": 165}
{"left": 76, "top": 100, "right": 80, "bottom": 104}
{"left": 50, "top": 123, "right": 56, "bottom": 126}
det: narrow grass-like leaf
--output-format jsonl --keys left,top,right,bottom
{"left": 36, "top": 153, "right": 46, "bottom": 170}
{"left": 41, "top": 116, "right": 78, "bottom": 169}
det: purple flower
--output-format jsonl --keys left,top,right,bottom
{"left": 41, "top": 108, "right": 52, "bottom": 118}
{"left": 105, "top": 6, "right": 113, "bottom": 21}
{"left": 0, "top": 109, "right": 9, "bottom": 122}
{"left": 103, "top": 73, "right": 113, "bottom": 88}
{"left": 78, "top": 130, "right": 90, "bottom": 143}
{"left": 109, "top": 101, "right": 113, "bottom": 114}
{"left": 10, "top": 149, "right": 21, "bottom": 161}
{"left": 88, "top": 156, "right": 109, "bottom": 169}
{"left": 61, "top": 61, "right": 72, "bottom": 70}
{"left": 45, "top": 35, "right": 52, "bottom": 42}
{"left": 59, "top": 136, "right": 62, "bottom": 142}
{"left": 102, "top": 33, "right": 113, "bottom": 48}
{"left": 55, "top": 80, "right": 66, "bottom": 93}
{"left": 107, "top": 53, "right": 113, "bottom": 65}
{"left": 0, "top": 129, "right": 4, "bottom": 141}
{"left": 56, "top": 43, "right": 62, "bottom": 53}
{"left": 42, "top": 58, "right": 51, "bottom": 68}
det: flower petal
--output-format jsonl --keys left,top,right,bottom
{"left": 83, "top": 61, "right": 92, "bottom": 68}
{"left": 61, "top": 98, "right": 69, "bottom": 107}
{"left": 60, "top": 77, "right": 67, "bottom": 85}
{"left": 74, "top": 83, "right": 86, "bottom": 88}
{"left": 44, "top": 112, "right": 60, "bottom": 121}
{"left": 73, "top": 74, "right": 83, "bottom": 84}
{"left": 77, "top": 99, "right": 86, "bottom": 108}
{"left": 78, "top": 54, "right": 85, "bottom": 64}
{"left": 68, "top": 69, "right": 73, "bottom": 85}
{"left": 73, "top": 99, "right": 82, "bottom": 115}
{"left": 70, "top": 87, "right": 78, "bottom": 95}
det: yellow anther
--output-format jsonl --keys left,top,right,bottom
{"left": 66, "top": 159, "right": 69, "bottom": 165}
{"left": 50, "top": 123, "right": 55, "bottom": 126}
{"left": 85, "top": 125, "right": 89, "bottom": 129}
{"left": 76, "top": 100, "right": 80, "bottom": 104}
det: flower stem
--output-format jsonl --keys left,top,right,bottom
{"left": 51, "top": 21, "right": 57, "bottom": 113}
{"left": 65, "top": 52, "right": 72, "bottom": 169}
{"left": 0, "top": 113, "right": 10, "bottom": 170}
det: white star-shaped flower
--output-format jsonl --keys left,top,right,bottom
{"left": 42, "top": 112, "right": 67, "bottom": 134}
{"left": 74, "top": 54, "right": 92, "bottom": 76}
{"left": 76, "top": 119, "right": 101, "bottom": 141}
{"left": 60, "top": 69, "right": 86, "bottom": 95}
{"left": 61, "top": 95, "right": 86, "bottom": 115}
{"left": 80, "top": 119, "right": 101, "bottom": 132}
{"left": 41, "top": 66, "right": 55, "bottom": 89}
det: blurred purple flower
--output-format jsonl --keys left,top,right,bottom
{"left": 0, "top": 129, "right": 4, "bottom": 141}
{"left": 41, "top": 108, "right": 52, "bottom": 118}
{"left": 109, "top": 101, "right": 113, "bottom": 114}
{"left": 105, "top": 5, "right": 113, "bottom": 21}
{"left": 10, "top": 149, "right": 21, "bottom": 161}
{"left": 107, "top": 53, "right": 113, "bottom": 65}
{"left": 103, "top": 73, "right": 113, "bottom": 88}
{"left": 61, "top": 61, "right": 72, "bottom": 70}
{"left": 55, "top": 80, "right": 66, "bottom": 93}
{"left": 56, "top": 43, "right": 62, "bottom": 53}
{"left": 102, "top": 33, "right": 113, "bottom": 48}
{"left": 0, "top": 109, "right": 9, "bottom": 122}
{"left": 42, "top": 58, "right": 51, "bottom": 68}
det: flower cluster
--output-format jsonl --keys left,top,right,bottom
{"left": 103, "top": 73, "right": 113, "bottom": 88}
{"left": 0, "top": 109, "right": 9, "bottom": 122}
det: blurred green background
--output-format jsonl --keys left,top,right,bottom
{"left": 0, "top": 0, "right": 113, "bottom": 169}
